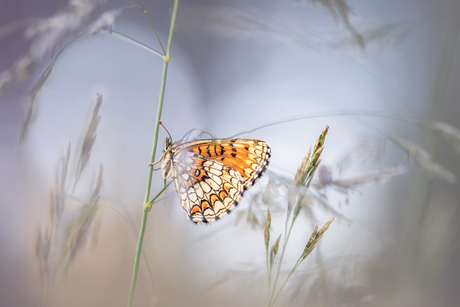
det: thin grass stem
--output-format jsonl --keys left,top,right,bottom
{"left": 127, "top": 1, "right": 179, "bottom": 306}
{"left": 268, "top": 194, "right": 303, "bottom": 307}
{"left": 271, "top": 260, "right": 301, "bottom": 305}
{"left": 127, "top": 207, "right": 149, "bottom": 307}
{"left": 143, "top": 9, "right": 166, "bottom": 55}
{"left": 100, "top": 30, "right": 164, "bottom": 58}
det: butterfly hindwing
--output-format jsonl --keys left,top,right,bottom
{"left": 170, "top": 150, "right": 244, "bottom": 223}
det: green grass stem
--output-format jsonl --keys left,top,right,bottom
{"left": 127, "top": 1, "right": 179, "bottom": 306}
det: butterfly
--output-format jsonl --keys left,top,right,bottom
{"left": 157, "top": 137, "right": 271, "bottom": 224}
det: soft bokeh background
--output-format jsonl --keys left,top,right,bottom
{"left": 1, "top": 0, "right": 460, "bottom": 306}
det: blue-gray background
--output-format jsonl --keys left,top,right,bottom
{"left": 1, "top": 0, "right": 460, "bottom": 306}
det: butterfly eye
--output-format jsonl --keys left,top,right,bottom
{"left": 164, "top": 138, "right": 172, "bottom": 151}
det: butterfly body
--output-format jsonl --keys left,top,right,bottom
{"left": 161, "top": 138, "right": 271, "bottom": 224}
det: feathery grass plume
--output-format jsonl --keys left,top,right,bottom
{"left": 329, "top": 165, "right": 407, "bottom": 191}
{"left": 264, "top": 209, "right": 271, "bottom": 252}
{"left": 180, "top": 2, "right": 408, "bottom": 57}
{"left": 241, "top": 176, "right": 285, "bottom": 229}
{"left": 64, "top": 165, "right": 103, "bottom": 265}
{"left": 294, "top": 148, "right": 311, "bottom": 190}
{"left": 310, "top": 135, "right": 406, "bottom": 215}
{"left": 270, "top": 235, "right": 282, "bottom": 268}
{"left": 56, "top": 143, "right": 71, "bottom": 220}
{"left": 0, "top": 0, "right": 106, "bottom": 92}
{"left": 269, "top": 218, "right": 334, "bottom": 306}
{"left": 427, "top": 121, "right": 460, "bottom": 155}
{"left": 308, "top": 0, "right": 365, "bottom": 50}
{"left": 265, "top": 126, "right": 333, "bottom": 307}
{"left": 264, "top": 208, "right": 272, "bottom": 292}
{"left": 0, "top": 70, "right": 13, "bottom": 95}
{"left": 314, "top": 162, "right": 406, "bottom": 211}
{"left": 292, "top": 125, "right": 328, "bottom": 221}
{"left": 299, "top": 218, "right": 334, "bottom": 262}
{"left": 237, "top": 203, "right": 261, "bottom": 228}
{"left": 88, "top": 8, "right": 124, "bottom": 34}
{"left": 19, "top": 64, "right": 54, "bottom": 141}
{"left": 247, "top": 206, "right": 261, "bottom": 227}
{"left": 74, "top": 94, "right": 103, "bottom": 191}
{"left": 244, "top": 126, "right": 365, "bottom": 227}
{"left": 350, "top": 22, "right": 412, "bottom": 48}
{"left": 0, "top": 0, "right": 131, "bottom": 141}
{"left": 36, "top": 143, "right": 71, "bottom": 283}
{"left": 295, "top": 126, "right": 328, "bottom": 187}
{"left": 392, "top": 137, "right": 456, "bottom": 183}
{"left": 35, "top": 94, "right": 104, "bottom": 305}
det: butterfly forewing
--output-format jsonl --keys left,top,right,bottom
{"left": 181, "top": 139, "right": 270, "bottom": 188}
{"left": 162, "top": 138, "right": 271, "bottom": 224}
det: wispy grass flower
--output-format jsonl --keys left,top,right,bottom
{"left": 392, "top": 137, "right": 456, "bottom": 183}
{"left": 427, "top": 121, "right": 460, "bottom": 155}
{"left": 74, "top": 93, "right": 102, "bottom": 191}
{"left": 266, "top": 126, "right": 333, "bottom": 307}
{"left": 0, "top": 0, "right": 133, "bottom": 141}
{"left": 35, "top": 95, "right": 104, "bottom": 305}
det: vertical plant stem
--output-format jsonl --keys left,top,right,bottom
{"left": 127, "top": 1, "right": 180, "bottom": 307}
{"left": 266, "top": 239, "right": 271, "bottom": 302}
{"left": 271, "top": 260, "right": 301, "bottom": 306}
{"left": 268, "top": 223, "right": 291, "bottom": 307}
{"left": 128, "top": 208, "right": 149, "bottom": 307}
{"left": 268, "top": 212, "right": 290, "bottom": 306}
{"left": 268, "top": 196, "right": 303, "bottom": 307}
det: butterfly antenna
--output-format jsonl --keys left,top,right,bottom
{"left": 159, "top": 120, "right": 172, "bottom": 140}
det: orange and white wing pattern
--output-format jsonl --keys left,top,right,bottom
{"left": 161, "top": 138, "right": 271, "bottom": 224}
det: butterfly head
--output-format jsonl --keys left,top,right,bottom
{"left": 164, "top": 137, "right": 173, "bottom": 151}
{"left": 161, "top": 137, "right": 174, "bottom": 179}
